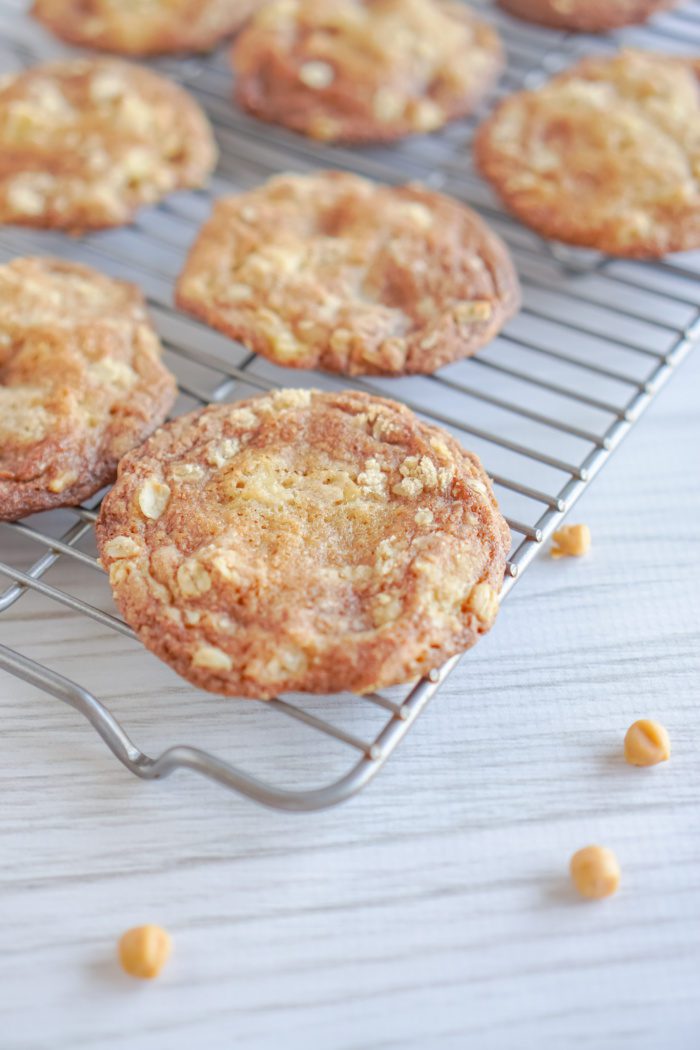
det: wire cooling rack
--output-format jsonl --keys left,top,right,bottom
{"left": 1, "top": 1, "right": 699, "bottom": 809}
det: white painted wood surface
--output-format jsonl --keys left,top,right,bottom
{"left": 1, "top": 338, "right": 698, "bottom": 1050}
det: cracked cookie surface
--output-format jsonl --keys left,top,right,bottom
{"left": 475, "top": 50, "right": 700, "bottom": 258}
{"left": 32, "top": 0, "right": 264, "bottom": 56}
{"left": 97, "top": 389, "right": 511, "bottom": 698}
{"left": 498, "top": 0, "right": 676, "bottom": 31}
{"left": 0, "top": 257, "right": 177, "bottom": 522}
{"left": 0, "top": 59, "right": 217, "bottom": 231}
{"left": 232, "top": 0, "right": 503, "bottom": 142}
{"left": 176, "top": 172, "right": 520, "bottom": 376}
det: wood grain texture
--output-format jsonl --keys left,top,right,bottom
{"left": 1, "top": 329, "right": 698, "bottom": 1050}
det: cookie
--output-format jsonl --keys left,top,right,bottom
{"left": 498, "top": 0, "right": 677, "bottom": 32}
{"left": 0, "top": 257, "right": 177, "bottom": 522}
{"left": 475, "top": 50, "right": 700, "bottom": 259}
{"left": 96, "top": 389, "right": 510, "bottom": 699}
{"left": 32, "top": 0, "right": 264, "bottom": 56}
{"left": 0, "top": 59, "right": 217, "bottom": 232}
{"left": 231, "top": 0, "right": 503, "bottom": 142}
{"left": 176, "top": 172, "right": 520, "bottom": 376}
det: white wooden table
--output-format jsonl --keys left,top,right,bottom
{"left": 2, "top": 0, "right": 700, "bottom": 1043}
{"left": 1, "top": 335, "right": 698, "bottom": 1050}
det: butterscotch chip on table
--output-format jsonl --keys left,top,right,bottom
{"left": 231, "top": 0, "right": 503, "bottom": 143}
{"left": 475, "top": 50, "right": 700, "bottom": 258}
{"left": 33, "top": 0, "right": 264, "bottom": 55}
{"left": 0, "top": 257, "right": 176, "bottom": 523}
{"left": 498, "top": 0, "right": 677, "bottom": 32}
{"left": 570, "top": 845, "right": 620, "bottom": 900}
{"left": 96, "top": 390, "right": 511, "bottom": 699}
{"left": 0, "top": 59, "right": 217, "bottom": 232}
{"left": 624, "top": 719, "right": 671, "bottom": 766}
{"left": 176, "top": 172, "right": 520, "bottom": 376}
{"left": 118, "top": 925, "right": 172, "bottom": 979}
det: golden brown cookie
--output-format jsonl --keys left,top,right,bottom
{"left": 474, "top": 50, "right": 700, "bottom": 259}
{"left": 0, "top": 257, "right": 177, "bottom": 522}
{"left": 231, "top": 0, "right": 503, "bottom": 142}
{"left": 32, "top": 0, "right": 264, "bottom": 56}
{"left": 176, "top": 172, "right": 520, "bottom": 376}
{"left": 0, "top": 59, "right": 217, "bottom": 232}
{"left": 499, "top": 0, "right": 677, "bottom": 32}
{"left": 96, "top": 389, "right": 510, "bottom": 698}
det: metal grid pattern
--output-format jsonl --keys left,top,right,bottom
{"left": 1, "top": 0, "right": 699, "bottom": 808}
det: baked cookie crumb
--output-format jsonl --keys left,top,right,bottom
{"left": 0, "top": 257, "right": 176, "bottom": 522}
{"left": 232, "top": 0, "right": 503, "bottom": 142}
{"left": 176, "top": 171, "right": 520, "bottom": 376}
{"left": 97, "top": 389, "right": 511, "bottom": 698}
{"left": 0, "top": 59, "right": 217, "bottom": 232}
{"left": 551, "top": 524, "right": 590, "bottom": 558}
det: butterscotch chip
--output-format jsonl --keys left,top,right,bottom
{"left": 0, "top": 59, "right": 217, "bottom": 232}
{"left": 570, "top": 846, "right": 620, "bottom": 900}
{"left": 475, "top": 50, "right": 700, "bottom": 259}
{"left": 498, "top": 0, "right": 677, "bottom": 31}
{"left": 232, "top": 0, "right": 503, "bottom": 143}
{"left": 624, "top": 719, "right": 671, "bottom": 766}
{"left": 0, "top": 257, "right": 176, "bottom": 522}
{"left": 118, "top": 925, "right": 172, "bottom": 980}
{"left": 176, "top": 172, "right": 520, "bottom": 376}
{"left": 33, "top": 0, "right": 265, "bottom": 55}
{"left": 96, "top": 390, "right": 511, "bottom": 698}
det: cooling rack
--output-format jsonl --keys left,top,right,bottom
{"left": 1, "top": 0, "right": 699, "bottom": 810}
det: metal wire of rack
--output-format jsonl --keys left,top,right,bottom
{"left": 1, "top": 0, "right": 699, "bottom": 809}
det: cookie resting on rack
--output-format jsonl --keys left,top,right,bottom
{"left": 231, "top": 0, "right": 503, "bottom": 142}
{"left": 0, "top": 59, "right": 217, "bottom": 232}
{"left": 175, "top": 171, "right": 520, "bottom": 376}
{"left": 0, "top": 257, "right": 177, "bottom": 522}
{"left": 32, "top": 0, "right": 265, "bottom": 56}
{"left": 96, "top": 389, "right": 511, "bottom": 699}
{"left": 474, "top": 49, "right": 700, "bottom": 258}
{"left": 498, "top": 0, "right": 677, "bottom": 31}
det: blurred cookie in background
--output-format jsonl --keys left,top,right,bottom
{"left": 176, "top": 171, "right": 520, "bottom": 376}
{"left": 32, "top": 0, "right": 265, "bottom": 56}
{"left": 498, "top": 0, "right": 678, "bottom": 31}
{"left": 475, "top": 49, "right": 700, "bottom": 258}
{"left": 0, "top": 59, "right": 217, "bottom": 231}
{"left": 0, "top": 257, "right": 176, "bottom": 522}
{"left": 232, "top": 0, "right": 503, "bottom": 143}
